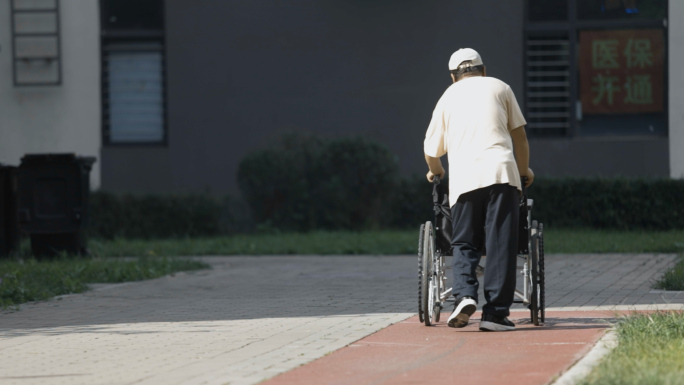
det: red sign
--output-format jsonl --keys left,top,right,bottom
{"left": 579, "top": 29, "right": 664, "bottom": 114}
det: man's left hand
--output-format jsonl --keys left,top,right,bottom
{"left": 426, "top": 169, "right": 445, "bottom": 183}
{"left": 424, "top": 154, "right": 445, "bottom": 183}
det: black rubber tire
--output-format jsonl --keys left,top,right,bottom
{"left": 529, "top": 221, "right": 540, "bottom": 326}
{"left": 434, "top": 249, "right": 442, "bottom": 323}
{"left": 435, "top": 283, "right": 442, "bottom": 323}
{"left": 422, "top": 222, "right": 434, "bottom": 326}
{"left": 418, "top": 224, "right": 425, "bottom": 323}
{"left": 539, "top": 223, "right": 545, "bottom": 324}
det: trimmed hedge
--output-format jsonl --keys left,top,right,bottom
{"left": 89, "top": 193, "right": 252, "bottom": 239}
{"left": 392, "top": 176, "right": 684, "bottom": 231}
{"left": 236, "top": 133, "right": 322, "bottom": 232}
{"left": 86, "top": 177, "right": 684, "bottom": 239}
{"left": 85, "top": 133, "right": 684, "bottom": 238}
{"left": 388, "top": 174, "right": 437, "bottom": 228}
{"left": 530, "top": 178, "right": 684, "bottom": 230}
{"left": 237, "top": 133, "right": 399, "bottom": 231}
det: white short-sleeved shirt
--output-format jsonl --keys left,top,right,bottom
{"left": 423, "top": 76, "right": 527, "bottom": 207}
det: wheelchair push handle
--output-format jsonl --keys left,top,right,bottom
{"left": 520, "top": 176, "right": 529, "bottom": 203}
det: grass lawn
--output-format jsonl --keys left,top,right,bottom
{"left": 89, "top": 230, "right": 420, "bottom": 257}
{"left": 87, "top": 228, "right": 684, "bottom": 257}
{"left": 544, "top": 228, "right": 684, "bottom": 254}
{"left": 0, "top": 257, "right": 209, "bottom": 308}
{"left": 580, "top": 311, "right": 684, "bottom": 385}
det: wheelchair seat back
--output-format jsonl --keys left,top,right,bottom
{"left": 432, "top": 178, "right": 531, "bottom": 256}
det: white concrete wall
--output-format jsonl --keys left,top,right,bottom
{"left": 0, "top": 0, "right": 101, "bottom": 188}
{"left": 671, "top": 0, "right": 684, "bottom": 178}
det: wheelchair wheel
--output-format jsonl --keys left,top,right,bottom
{"left": 421, "top": 222, "right": 437, "bottom": 326}
{"left": 539, "top": 223, "right": 546, "bottom": 323}
{"left": 417, "top": 224, "right": 425, "bottom": 323}
{"left": 434, "top": 251, "right": 444, "bottom": 323}
{"left": 529, "top": 220, "right": 543, "bottom": 326}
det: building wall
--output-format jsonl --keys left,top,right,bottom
{"left": 529, "top": 137, "right": 669, "bottom": 178}
{"left": 95, "top": 0, "right": 677, "bottom": 193}
{"left": 102, "top": 0, "right": 526, "bottom": 194}
{"left": 670, "top": 0, "right": 684, "bottom": 178}
{"left": 0, "top": 0, "right": 101, "bottom": 188}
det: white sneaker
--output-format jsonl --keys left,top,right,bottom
{"left": 447, "top": 296, "right": 477, "bottom": 328}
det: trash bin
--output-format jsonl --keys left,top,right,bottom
{"left": 0, "top": 164, "right": 19, "bottom": 257}
{"left": 18, "top": 154, "right": 96, "bottom": 257}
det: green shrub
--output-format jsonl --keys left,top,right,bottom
{"left": 392, "top": 176, "right": 684, "bottom": 230}
{"left": 237, "top": 133, "right": 400, "bottom": 231}
{"left": 218, "top": 195, "right": 256, "bottom": 234}
{"left": 531, "top": 178, "right": 684, "bottom": 230}
{"left": 89, "top": 193, "right": 227, "bottom": 239}
{"left": 85, "top": 140, "right": 684, "bottom": 238}
{"left": 389, "top": 174, "right": 437, "bottom": 228}
{"left": 315, "top": 137, "right": 399, "bottom": 229}
{"left": 237, "top": 133, "right": 322, "bottom": 231}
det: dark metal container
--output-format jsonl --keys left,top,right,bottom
{"left": 18, "top": 154, "right": 96, "bottom": 257}
{"left": 0, "top": 164, "right": 19, "bottom": 257}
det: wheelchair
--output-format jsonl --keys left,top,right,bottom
{"left": 417, "top": 176, "right": 545, "bottom": 326}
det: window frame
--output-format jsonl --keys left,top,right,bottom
{"left": 11, "top": 0, "right": 62, "bottom": 87}
{"left": 100, "top": 1, "right": 168, "bottom": 147}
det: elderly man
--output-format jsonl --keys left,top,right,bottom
{"left": 423, "top": 48, "right": 533, "bottom": 331}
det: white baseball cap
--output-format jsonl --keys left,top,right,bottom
{"left": 448, "top": 48, "right": 483, "bottom": 71}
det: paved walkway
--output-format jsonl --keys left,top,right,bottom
{"left": 0, "top": 254, "right": 682, "bottom": 385}
{"left": 512, "top": 253, "right": 683, "bottom": 311}
{"left": 263, "top": 310, "right": 616, "bottom": 385}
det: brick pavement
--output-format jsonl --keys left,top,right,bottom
{"left": 512, "top": 253, "right": 683, "bottom": 311}
{"left": 0, "top": 254, "right": 682, "bottom": 385}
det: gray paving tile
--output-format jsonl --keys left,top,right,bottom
{"left": 0, "top": 253, "right": 682, "bottom": 385}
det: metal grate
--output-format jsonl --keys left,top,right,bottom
{"left": 525, "top": 35, "right": 571, "bottom": 136}
{"left": 10, "top": 0, "right": 61, "bottom": 86}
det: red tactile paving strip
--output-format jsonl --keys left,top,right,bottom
{"left": 263, "top": 311, "right": 623, "bottom": 385}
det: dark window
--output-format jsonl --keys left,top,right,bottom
{"left": 101, "top": 0, "right": 164, "bottom": 31}
{"left": 104, "top": 43, "right": 165, "bottom": 143}
{"left": 528, "top": 0, "right": 569, "bottom": 22}
{"left": 100, "top": 0, "right": 166, "bottom": 146}
{"left": 577, "top": 0, "right": 667, "bottom": 20}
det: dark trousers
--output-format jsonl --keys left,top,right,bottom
{"left": 451, "top": 183, "right": 519, "bottom": 318}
